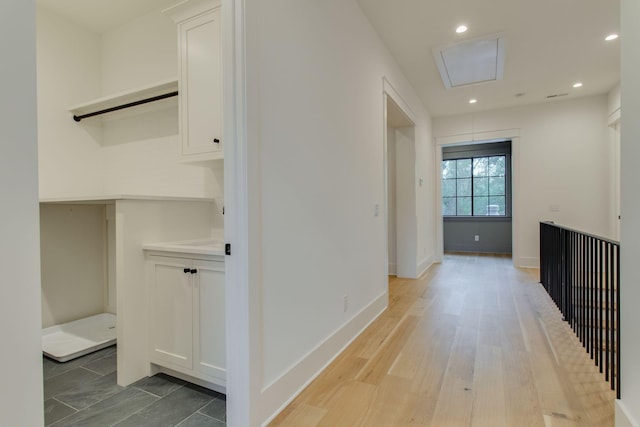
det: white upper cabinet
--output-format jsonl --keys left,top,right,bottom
{"left": 167, "top": 0, "right": 223, "bottom": 161}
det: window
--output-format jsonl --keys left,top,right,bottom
{"left": 442, "top": 155, "right": 507, "bottom": 216}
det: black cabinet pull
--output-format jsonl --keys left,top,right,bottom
{"left": 190, "top": 269, "right": 198, "bottom": 274}
{"left": 213, "top": 138, "right": 220, "bottom": 143}
{"left": 183, "top": 268, "right": 190, "bottom": 273}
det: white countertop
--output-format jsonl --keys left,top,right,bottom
{"left": 143, "top": 239, "right": 225, "bottom": 256}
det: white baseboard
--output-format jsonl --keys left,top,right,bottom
{"left": 517, "top": 256, "right": 539, "bottom": 268}
{"left": 259, "top": 291, "right": 388, "bottom": 426}
{"left": 388, "top": 263, "right": 397, "bottom": 276}
{"left": 417, "top": 255, "right": 434, "bottom": 278}
{"left": 617, "top": 400, "right": 640, "bottom": 427}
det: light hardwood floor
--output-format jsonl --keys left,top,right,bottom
{"left": 269, "top": 254, "right": 615, "bottom": 427}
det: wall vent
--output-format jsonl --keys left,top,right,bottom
{"left": 546, "top": 93, "right": 569, "bottom": 99}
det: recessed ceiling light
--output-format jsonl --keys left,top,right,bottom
{"left": 573, "top": 82, "right": 583, "bottom": 88}
{"left": 456, "top": 25, "right": 468, "bottom": 34}
{"left": 469, "top": 98, "right": 477, "bottom": 104}
{"left": 605, "top": 34, "right": 619, "bottom": 41}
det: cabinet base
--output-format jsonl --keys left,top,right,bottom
{"left": 150, "top": 363, "right": 226, "bottom": 395}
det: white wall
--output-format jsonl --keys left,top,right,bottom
{"left": 434, "top": 95, "right": 612, "bottom": 267}
{"left": 40, "top": 204, "right": 108, "bottom": 328}
{"left": 618, "top": 1, "right": 640, "bottom": 425}
{"left": 36, "top": 5, "right": 223, "bottom": 201}
{"left": 609, "top": 83, "right": 621, "bottom": 118}
{"left": 243, "top": 0, "right": 435, "bottom": 423}
{"left": 608, "top": 84, "right": 621, "bottom": 241}
{"left": 0, "top": 1, "right": 44, "bottom": 425}
{"left": 36, "top": 7, "right": 105, "bottom": 199}
{"left": 100, "top": 10, "right": 177, "bottom": 94}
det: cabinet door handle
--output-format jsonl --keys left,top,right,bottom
{"left": 213, "top": 138, "right": 220, "bottom": 143}
{"left": 190, "top": 269, "right": 198, "bottom": 274}
{"left": 183, "top": 268, "right": 190, "bottom": 273}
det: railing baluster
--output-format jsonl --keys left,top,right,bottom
{"left": 581, "top": 234, "right": 584, "bottom": 345}
{"left": 591, "top": 236, "right": 595, "bottom": 360}
{"left": 539, "top": 221, "right": 619, "bottom": 397}
{"left": 597, "top": 239, "right": 602, "bottom": 371}
{"left": 616, "top": 244, "right": 621, "bottom": 399}
{"left": 605, "top": 242, "right": 610, "bottom": 382}
{"left": 588, "top": 236, "right": 592, "bottom": 357}
{"left": 571, "top": 232, "right": 579, "bottom": 334}
{"left": 610, "top": 243, "right": 616, "bottom": 392}
{"left": 585, "top": 235, "right": 589, "bottom": 353}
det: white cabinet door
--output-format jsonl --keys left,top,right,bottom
{"left": 149, "top": 259, "right": 194, "bottom": 370}
{"left": 193, "top": 260, "right": 226, "bottom": 383}
{"left": 146, "top": 253, "right": 226, "bottom": 388}
{"left": 179, "top": 7, "right": 222, "bottom": 159}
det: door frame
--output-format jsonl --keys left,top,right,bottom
{"left": 222, "top": 0, "right": 257, "bottom": 426}
{"left": 382, "top": 77, "right": 418, "bottom": 279}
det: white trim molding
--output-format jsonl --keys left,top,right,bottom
{"left": 434, "top": 130, "right": 524, "bottom": 267}
{"left": 222, "top": 0, "right": 258, "bottom": 426}
{"left": 617, "top": 400, "right": 640, "bottom": 427}
{"left": 383, "top": 77, "right": 417, "bottom": 126}
{"left": 609, "top": 108, "right": 621, "bottom": 128}
{"left": 417, "top": 256, "right": 435, "bottom": 277}
{"left": 259, "top": 292, "right": 388, "bottom": 426}
{"left": 383, "top": 77, "right": 420, "bottom": 278}
{"left": 435, "top": 129, "right": 520, "bottom": 147}
{"left": 388, "top": 263, "right": 397, "bottom": 276}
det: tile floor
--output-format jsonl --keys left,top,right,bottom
{"left": 43, "top": 346, "right": 226, "bottom": 426}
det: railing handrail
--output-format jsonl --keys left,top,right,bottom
{"left": 540, "top": 221, "right": 620, "bottom": 246}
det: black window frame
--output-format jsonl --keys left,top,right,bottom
{"left": 441, "top": 141, "right": 512, "bottom": 218}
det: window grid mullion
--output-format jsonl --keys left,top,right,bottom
{"left": 443, "top": 154, "right": 507, "bottom": 217}
{"left": 470, "top": 156, "right": 474, "bottom": 217}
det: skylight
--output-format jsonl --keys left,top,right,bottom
{"left": 433, "top": 34, "right": 506, "bottom": 89}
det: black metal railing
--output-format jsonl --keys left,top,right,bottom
{"left": 539, "top": 221, "right": 620, "bottom": 398}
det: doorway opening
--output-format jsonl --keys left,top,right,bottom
{"left": 440, "top": 140, "right": 513, "bottom": 256}
{"left": 384, "top": 91, "right": 417, "bottom": 278}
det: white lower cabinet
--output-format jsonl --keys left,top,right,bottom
{"left": 147, "top": 254, "right": 225, "bottom": 388}
{"left": 193, "top": 260, "right": 225, "bottom": 381}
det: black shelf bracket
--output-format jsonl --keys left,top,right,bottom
{"left": 73, "top": 91, "right": 179, "bottom": 122}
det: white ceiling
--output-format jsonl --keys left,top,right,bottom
{"left": 356, "top": 0, "right": 620, "bottom": 117}
{"left": 37, "top": 0, "right": 178, "bottom": 34}
{"left": 37, "top": 0, "right": 620, "bottom": 118}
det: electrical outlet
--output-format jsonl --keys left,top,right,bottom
{"left": 344, "top": 294, "right": 349, "bottom": 312}
{"left": 475, "top": 235, "right": 480, "bottom": 242}
{"left": 374, "top": 204, "right": 379, "bottom": 217}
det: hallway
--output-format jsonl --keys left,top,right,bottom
{"left": 269, "top": 254, "right": 615, "bottom": 427}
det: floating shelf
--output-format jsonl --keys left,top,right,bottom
{"left": 39, "top": 194, "right": 215, "bottom": 204}
{"left": 69, "top": 79, "right": 179, "bottom": 122}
